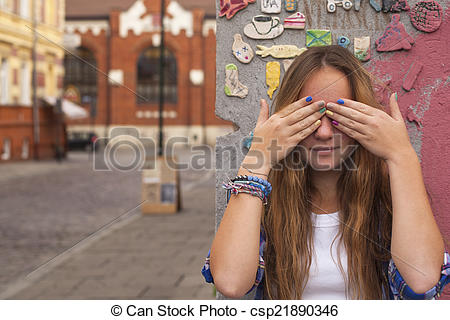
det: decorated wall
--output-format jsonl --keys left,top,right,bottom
{"left": 214, "top": 0, "right": 449, "bottom": 299}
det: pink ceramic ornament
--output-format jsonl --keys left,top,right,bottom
{"left": 219, "top": 0, "right": 256, "bottom": 20}
{"left": 375, "top": 14, "right": 414, "bottom": 51}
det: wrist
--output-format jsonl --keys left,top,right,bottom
{"left": 239, "top": 159, "right": 271, "bottom": 179}
{"left": 242, "top": 150, "right": 272, "bottom": 175}
{"left": 386, "top": 146, "right": 418, "bottom": 168}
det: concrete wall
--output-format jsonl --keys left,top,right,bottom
{"left": 214, "top": 0, "right": 449, "bottom": 299}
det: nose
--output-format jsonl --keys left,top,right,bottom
{"left": 314, "top": 116, "right": 334, "bottom": 140}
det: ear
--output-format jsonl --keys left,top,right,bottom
{"left": 389, "top": 92, "right": 403, "bottom": 121}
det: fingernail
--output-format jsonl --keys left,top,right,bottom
{"left": 315, "top": 119, "right": 321, "bottom": 126}
{"left": 337, "top": 99, "right": 344, "bottom": 105}
{"left": 318, "top": 101, "right": 325, "bottom": 107}
{"left": 326, "top": 110, "right": 333, "bottom": 116}
{"left": 319, "top": 107, "right": 326, "bottom": 114}
{"left": 395, "top": 92, "right": 398, "bottom": 101}
{"left": 306, "top": 96, "right": 312, "bottom": 102}
{"left": 331, "top": 120, "right": 339, "bottom": 126}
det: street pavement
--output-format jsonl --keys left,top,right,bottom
{"left": 0, "top": 146, "right": 216, "bottom": 299}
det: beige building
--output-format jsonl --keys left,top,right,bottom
{"left": 0, "top": 1, "right": 66, "bottom": 161}
{"left": 0, "top": 0, "right": 65, "bottom": 106}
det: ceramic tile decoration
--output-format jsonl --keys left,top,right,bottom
{"left": 354, "top": 0, "right": 361, "bottom": 11}
{"left": 256, "top": 45, "right": 307, "bottom": 58}
{"left": 284, "top": 12, "right": 306, "bottom": 29}
{"left": 232, "top": 34, "right": 254, "bottom": 64}
{"left": 410, "top": 0, "right": 442, "bottom": 33}
{"left": 402, "top": 61, "right": 423, "bottom": 91}
{"left": 327, "top": 0, "right": 353, "bottom": 13}
{"left": 219, "top": 0, "right": 256, "bottom": 20}
{"left": 282, "top": 59, "right": 294, "bottom": 72}
{"left": 284, "top": 0, "right": 298, "bottom": 12}
{"left": 369, "top": 0, "right": 382, "bottom": 11}
{"left": 375, "top": 14, "right": 414, "bottom": 51}
{"left": 354, "top": 36, "right": 371, "bottom": 61}
{"left": 306, "top": 29, "right": 332, "bottom": 47}
{"left": 224, "top": 63, "right": 248, "bottom": 98}
{"left": 337, "top": 36, "right": 350, "bottom": 48}
{"left": 266, "top": 61, "right": 280, "bottom": 99}
{"left": 261, "top": 0, "right": 281, "bottom": 13}
{"left": 382, "top": 0, "right": 410, "bottom": 12}
{"left": 244, "top": 15, "right": 284, "bottom": 39}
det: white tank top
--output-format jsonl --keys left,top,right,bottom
{"left": 301, "top": 211, "right": 349, "bottom": 299}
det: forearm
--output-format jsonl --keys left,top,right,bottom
{"left": 210, "top": 157, "right": 270, "bottom": 297}
{"left": 386, "top": 148, "right": 445, "bottom": 293}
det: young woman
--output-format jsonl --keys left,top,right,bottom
{"left": 202, "top": 45, "right": 450, "bottom": 299}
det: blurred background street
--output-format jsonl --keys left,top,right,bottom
{"left": 0, "top": 0, "right": 228, "bottom": 300}
{"left": 0, "top": 146, "right": 216, "bottom": 299}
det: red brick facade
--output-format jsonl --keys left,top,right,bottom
{"left": 65, "top": 0, "right": 231, "bottom": 145}
{"left": 0, "top": 105, "right": 66, "bottom": 161}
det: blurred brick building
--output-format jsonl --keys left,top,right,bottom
{"left": 65, "top": 0, "right": 231, "bottom": 146}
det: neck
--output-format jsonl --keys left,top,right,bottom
{"left": 310, "top": 169, "right": 340, "bottom": 214}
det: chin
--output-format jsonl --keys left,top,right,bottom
{"left": 308, "top": 159, "right": 342, "bottom": 171}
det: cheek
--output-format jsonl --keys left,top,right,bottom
{"left": 298, "top": 135, "right": 314, "bottom": 148}
{"left": 341, "top": 135, "right": 356, "bottom": 147}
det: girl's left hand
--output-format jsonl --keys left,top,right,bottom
{"left": 325, "top": 93, "right": 414, "bottom": 163}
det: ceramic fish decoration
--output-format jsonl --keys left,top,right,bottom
{"left": 266, "top": 61, "right": 280, "bottom": 99}
{"left": 232, "top": 34, "right": 254, "bottom": 63}
{"left": 256, "top": 44, "right": 307, "bottom": 59}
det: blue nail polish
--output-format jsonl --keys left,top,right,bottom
{"left": 306, "top": 96, "right": 312, "bottom": 102}
{"left": 337, "top": 99, "right": 344, "bottom": 105}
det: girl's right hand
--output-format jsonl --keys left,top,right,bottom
{"left": 247, "top": 96, "right": 326, "bottom": 170}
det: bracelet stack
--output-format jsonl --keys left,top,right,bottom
{"left": 222, "top": 175, "right": 272, "bottom": 205}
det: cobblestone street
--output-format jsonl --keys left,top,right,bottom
{"left": 0, "top": 146, "right": 216, "bottom": 299}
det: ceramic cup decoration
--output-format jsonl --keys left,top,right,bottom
{"left": 244, "top": 15, "right": 284, "bottom": 39}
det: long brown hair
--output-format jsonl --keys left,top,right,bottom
{"left": 261, "top": 45, "right": 393, "bottom": 299}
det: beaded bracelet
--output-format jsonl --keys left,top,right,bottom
{"left": 231, "top": 175, "right": 272, "bottom": 194}
{"left": 222, "top": 181, "right": 267, "bottom": 205}
{"left": 231, "top": 180, "right": 270, "bottom": 198}
{"left": 222, "top": 174, "right": 272, "bottom": 205}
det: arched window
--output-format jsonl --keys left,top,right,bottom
{"left": 64, "top": 47, "right": 97, "bottom": 104}
{"left": 136, "top": 47, "right": 177, "bottom": 104}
